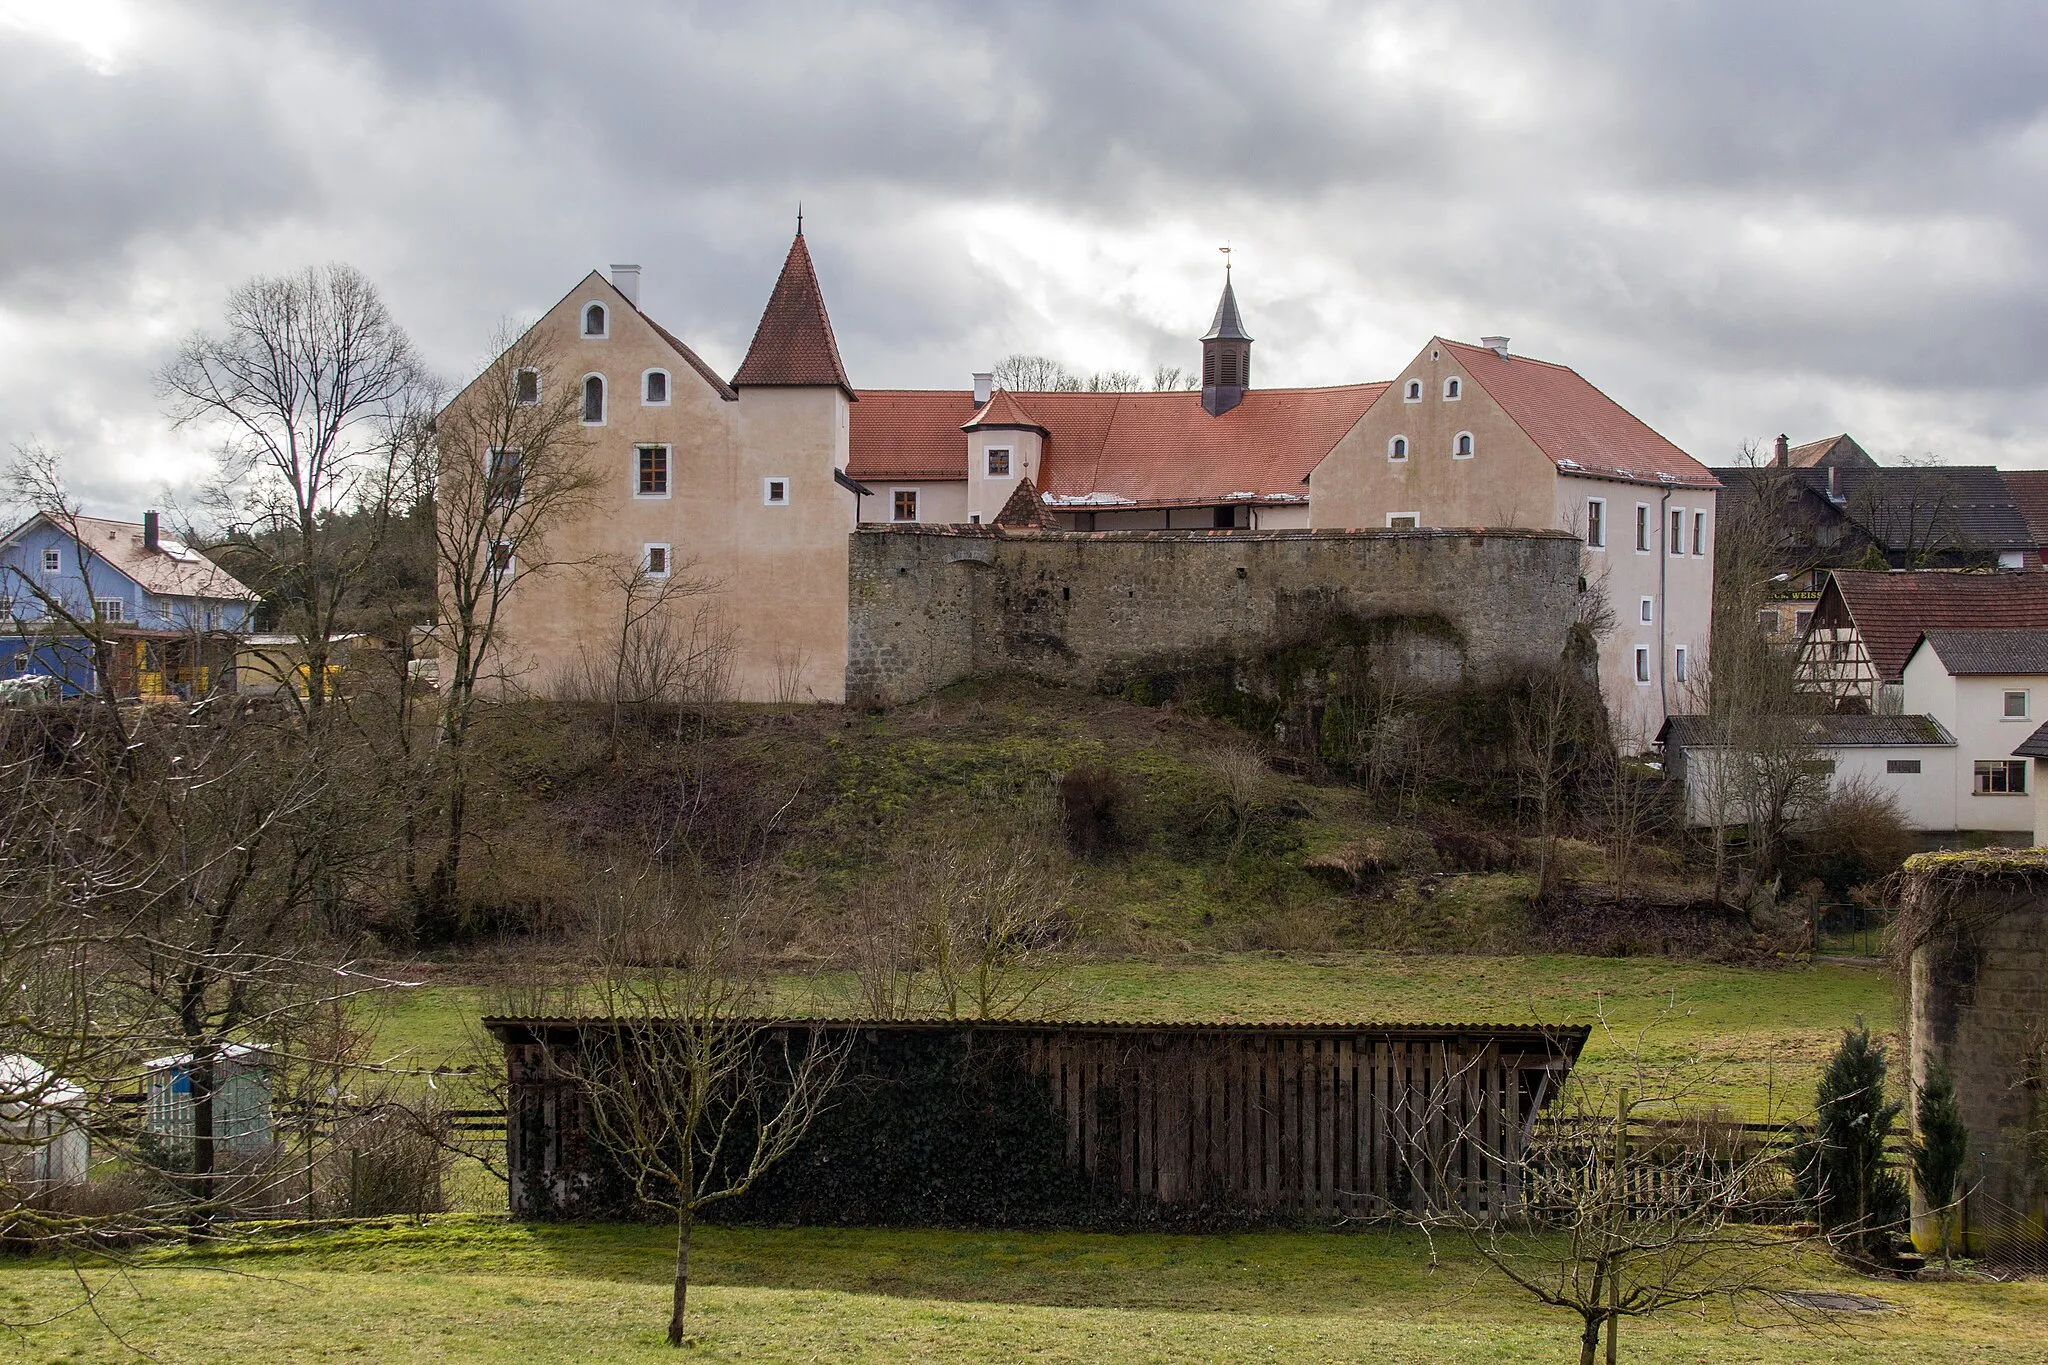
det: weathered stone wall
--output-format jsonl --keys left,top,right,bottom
{"left": 1907, "top": 855, "right": 2048, "bottom": 1258}
{"left": 845, "top": 524, "right": 1584, "bottom": 706}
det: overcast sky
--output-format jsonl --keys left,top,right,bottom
{"left": 6, "top": 0, "right": 2048, "bottom": 517}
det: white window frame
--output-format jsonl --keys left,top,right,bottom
{"left": 489, "top": 540, "right": 516, "bottom": 582}
{"left": 1692, "top": 509, "right": 1706, "bottom": 557}
{"left": 1974, "top": 759, "right": 2027, "bottom": 795}
{"left": 1634, "top": 646, "right": 1651, "bottom": 685}
{"left": 1674, "top": 645, "right": 1688, "bottom": 684}
{"left": 1387, "top": 435, "right": 1409, "bottom": 462}
{"left": 1586, "top": 498, "right": 1606, "bottom": 550}
{"left": 1443, "top": 376, "right": 1461, "bottom": 400}
{"left": 1669, "top": 506, "right": 1686, "bottom": 557}
{"left": 642, "top": 543, "right": 671, "bottom": 579}
{"left": 1403, "top": 379, "right": 1422, "bottom": 402}
{"left": 634, "top": 444, "right": 671, "bottom": 499}
{"left": 763, "top": 476, "right": 790, "bottom": 506}
{"left": 1639, "top": 596, "right": 1653, "bottom": 624}
{"left": 642, "top": 368, "right": 671, "bottom": 406}
{"left": 581, "top": 301, "right": 609, "bottom": 339}
{"left": 40, "top": 548, "right": 60, "bottom": 574}
{"left": 986, "top": 447, "right": 1012, "bottom": 477}
{"left": 513, "top": 367, "right": 541, "bottom": 407}
{"left": 1386, "top": 512, "right": 1420, "bottom": 530}
{"left": 1635, "top": 503, "right": 1651, "bottom": 554}
{"left": 96, "top": 597, "right": 125, "bottom": 624}
{"left": 2005, "top": 689, "right": 2030, "bottom": 720}
{"left": 580, "top": 373, "right": 607, "bottom": 426}
{"left": 1452, "top": 431, "right": 1475, "bottom": 459}
{"left": 485, "top": 446, "right": 524, "bottom": 505}
{"left": 890, "top": 488, "right": 920, "bottom": 522}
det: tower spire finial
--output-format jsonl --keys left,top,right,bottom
{"left": 1220, "top": 243, "right": 1231, "bottom": 275}
{"left": 796, "top": 202, "right": 803, "bottom": 235}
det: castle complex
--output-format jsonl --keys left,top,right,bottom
{"left": 447, "top": 228, "right": 1718, "bottom": 738}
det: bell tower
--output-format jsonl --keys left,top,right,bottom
{"left": 1200, "top": 255, "right": 1252, "bottom": 417}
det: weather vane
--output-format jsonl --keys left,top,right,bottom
{"left": 797, "top": 202, "right": 804, "bottom": 234}
{"left": 1220, "top": 243, "right": 1232, "bottom": 275}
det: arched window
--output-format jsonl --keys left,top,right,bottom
{"left": 1388, "top": 435, "right": 1409, "bottom": 461}
{"left": 1453, "top": 432, "right": 1474, "bottom": 458}
{"left": 581, "top": 374, "right": 606, "bottom": 425}
{"left": 513, "top": 367, "right": 540, "bottom": 406}
{"left": 583, "top": 303, "right": 608, "bottom": 337}
{"left": 1404, "top": 379, "right": 1422, "bottom": 401}
{"left": 643, "top": 369, "right": 669, "bottom": 405}
{"left": 1444, "top": 377, "right": 1461, "bottom": 399}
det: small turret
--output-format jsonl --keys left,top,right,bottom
{"left": 1200, "top": 268, "right": 1252, "bottom": 417}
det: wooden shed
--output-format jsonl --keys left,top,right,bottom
{"left": 484, "top": 1017, "right": 1588, "bottom": 1226}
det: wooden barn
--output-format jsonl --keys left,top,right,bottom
{"left": 484, "top": 1017, "right": 1589, "bottom": 1226}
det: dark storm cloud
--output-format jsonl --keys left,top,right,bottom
{"left": 5, "top": 0, "right": 2048, "bottom": 515}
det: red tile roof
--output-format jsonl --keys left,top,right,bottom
{"left": 849, "top": 384, "right": 1385, "bottom": 507}
{"left": 731, "top": 232, "right": 855, "bottom": 398}
{"left": 1828, "top": 570, "right": 2048, "bottom": 681}
{"left": 2000, "top": 469, "right": 2048, "bottom": 551}
{"left": 963, "top": 387, "right": 1048, "bottom": 434}
{"left": 1785, "top": 433, "right": 1874, "bottom": 469}
{"left": 1440, "top": 339, "right": 1717, "bottom": 491}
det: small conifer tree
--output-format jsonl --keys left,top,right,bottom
{"left": 1911, "top": 1063, "right": 1969, "bottom": 1268}
{"left": 1791, "top": 1019, "right": 1906, "bottom": 1260}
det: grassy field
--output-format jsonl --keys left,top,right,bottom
{"left": 4, "top": 1219, "right": 2042, "bottom": 1363}
{"left": 370, "top": 949, "right": 1895, "bottom": 1120}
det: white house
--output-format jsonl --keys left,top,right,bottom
{"left": 0, "top": 1053, "right": 89, "bottom": 1189}
{"left": 1898, "top": 630, "right": 2048, "bottom": 838}
{"left": 1659, "top": 713, "right": 1957, "bottom": 830}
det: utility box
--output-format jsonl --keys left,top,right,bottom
{"left": 143, "top": 1044, "right": 274, "bottom": 1155}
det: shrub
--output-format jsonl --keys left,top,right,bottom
{"left": 1059, "top": 763, "right": 1134, "bottom": 859}
{"left": 1789, "top": 776, "right": 1915, "bottom": 901}
{"left": 318, "top": 1104, "right": 451, "bottom": 1218}
{"left": 1790, "top": 1020, "right": 1906, "bottom": 1260}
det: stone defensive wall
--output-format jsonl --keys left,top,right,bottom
{"left": 845, "top": 524, "right": 1585, "bottom": 707}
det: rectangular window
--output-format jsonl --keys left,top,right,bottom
{"left": 987, "top": 448, "right": 1011, "bottom": 477}
{"left": 1387, "top": 513, "right": 1419, "bottom": 530}
{"left": 1634, "top": 646, "right": 1650, "bottom": 684}
{"left": 513, "top": 368, "right": 540, "bottom": 406}
{"left": 2005, "top": 689, "right": 2029, "bottom": 720}
{"left": 489, "top": 541, "right": 515, "bottom": 580}
{"left": 643, "top": 543, "right": 670, "bottom": 578}
{"left": 1636, "top": 504, "right": 1650, "bottom": 552}
{"left": 1887, "top": 758, "right": 1922, "bottom": 775}
{"left": 892, "top": 489, "right": 919, "bottom": 522}
{"left": 40, "top": 549, "right": 59, "bottom": 574}
{"left": 486, "top": 447, "right": 523, "bottom": 504}
{"left": 636, "top": 446, "right": 669, "bottom": 497}
{"left": 1669, "top": 507, "right": 1684, "bottom": 556}
{"left": 1586, "top": 499, "right": 1605, "bottom": 549}
{"left": 1692, "top": 509, "right": 1706, "bottom": 556}
{"left": 1639, "top": 597, "right": 1653, "bottom": 624}
{"left": 1674, "top": 646, "right": 1688, "bottom": 683}
{"left": 1212, "top": 505, "right": 1236, "bottom": 528}
{"left": 1756, "top": 608, "right": 1779, "bottom": 632}
{"left": 1794, "top": 609, "right": 1813, "bottom": 635}
{"left": 763, "top": 477, "right": 789, "bottom": 506}
{"left": 1975, "top": 759, "right": 2027, "bottom": 795}
{"left": 96, "top": 598, "right": 124, "bottom": 623}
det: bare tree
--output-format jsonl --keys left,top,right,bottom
{"left": 993, "top": 354, "right": 1082, "bottom": 392}
{"left": 1151, "top": 364, "right": 1195, "bottom": 391}
{"left": 1508, "top": 662, "right": 1605, "bottom": 902}
{"left": 556, "top": 553, "right": 730, "bottom": 762}
{"left": 543, "top": 872, "right": 847, "bottom": 1346}
{"left": 1085, "top": 368, "right": 1145, "bottom": 392}
{"left": 159, "top": 264, "right": 430, "bottom": 713}
{"left": 417, "top": 324, "right": 599, "bottom": 927}
{"left": 1409, "top": 1020, "right": 1823, "bottom": 1365}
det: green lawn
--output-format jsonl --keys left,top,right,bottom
{"left": 372, "top": 950, "right": 1894, "bottom": 1120}
{"left": 3, "top": 1219, "right": 2040, "bottom": 1363}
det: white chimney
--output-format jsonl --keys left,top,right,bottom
{"left": 1481, "top": 335, "right": 1510, "bottom": 359}
{"left": 972, "top": 372, "right": 993, "bottom": 405}
{"left": 609, "top": 264, "right": 641, "bottom": 307}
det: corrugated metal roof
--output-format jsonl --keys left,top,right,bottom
{"left": 483, "top": 1015, "right": 1590, "bottom": 1044}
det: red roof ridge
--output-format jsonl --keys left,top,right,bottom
{"left": 732, "top": 231, "right": 855, "bottom": 399}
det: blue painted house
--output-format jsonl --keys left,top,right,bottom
{"left": 0, "top": 511, "right": 256, "bottom": 699}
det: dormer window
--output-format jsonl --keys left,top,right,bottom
{"left": 1388, "top": 435, "right": 1409, "bottom": 461}
{"left": 643, "top": 369, "right": 669, "bottom": 405}
{"left": 1443, "top": 377, "right": 1461, "bottom": 400}
{"left": 1453, "top": 432, "right": 1474, "bottom": 459}
{"left": 581, "top": 374, "right": 606, "bottom": 425}
{"left": 513, "top": 368, "right": 540, "bottom": 406}
{"left": 583, "top": 302, "right": 608, "bottom": 338}
{"left": 1404, "top": 380, "right": 1422, "bottom": 402}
